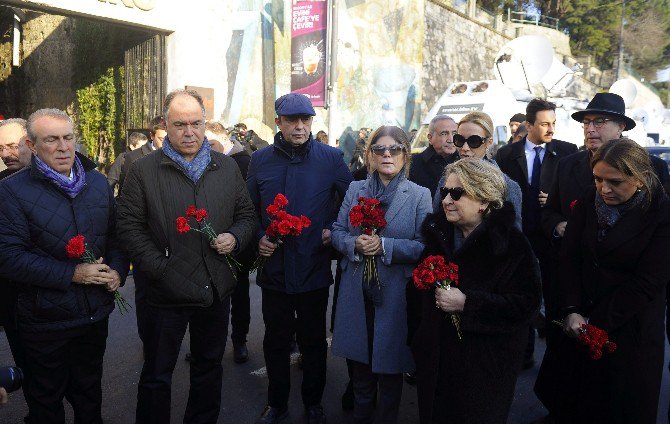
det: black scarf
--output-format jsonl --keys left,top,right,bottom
{"left": 594, "top": 189, "right": 646, "bottom": 241}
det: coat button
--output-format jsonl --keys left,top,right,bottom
{"left": 205, "top": 285, "right": 209, "bottom": 289}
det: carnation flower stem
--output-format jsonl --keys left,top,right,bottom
{"left": 439, "top": 283, "right": 462, "bottom": 340}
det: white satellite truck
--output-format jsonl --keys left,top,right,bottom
{"left": 412, "top": 35, "right": 588, "bottom": 153}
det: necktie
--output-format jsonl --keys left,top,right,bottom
{"left": 530, "top": 146, "right": 542, "bottom": 190}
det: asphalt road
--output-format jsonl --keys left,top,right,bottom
{"left": 1, "top": 270, "right": 669, "bottom": 423}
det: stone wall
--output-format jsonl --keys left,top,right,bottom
{"left": 422, "top": 1, "right": 600, "bottom": 115}
{"left": 422, "top": 1, "right": 510, "bottom": 115}
{"left": 21, "top": 12, "right": 76, "bottom": 115}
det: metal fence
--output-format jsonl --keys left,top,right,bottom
{"left": 507, "top": 9, "right": 559, "bottom": 30}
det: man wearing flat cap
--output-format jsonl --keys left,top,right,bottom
{"left": 541, "top": 92, "right": 669, "bottom": 245}
{"left": 247, "top": 93, "right": 352, "bottom": 423}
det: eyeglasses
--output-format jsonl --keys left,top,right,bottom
{"left": 370, "top": 144, "right": 406, "bottom": 156}
{"left": 440, "top": 186, "right": 466, "bottom": 201}
{"left": 582, "top": 118, "right": 614, "bottom": 129}
{"left": 0, "top": 144, "right": 19, "bottom": 153}
{"left": 453, "top": 134, "right": 488, "bottom": 149}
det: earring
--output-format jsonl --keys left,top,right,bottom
{"left": 478, "top": 208, "right": 484, "bottom": 214}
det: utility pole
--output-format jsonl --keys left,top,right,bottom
{"left": 616, "top": 0, "right": 625, "bottom": 80}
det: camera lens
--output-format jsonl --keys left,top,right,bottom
{"left": 0, "top": 366, "right": 23, "bottom": 393}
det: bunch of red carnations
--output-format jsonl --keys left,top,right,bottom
{"left": 349, "top": 197, "right": 386, "bottom": 288}
{"left": 66, "top": 235, "right": 131, "bottom": 314}
{"left": 176, "top": 205, "right": 241, "bottom": 278}
{"left": 252, "top": 193, "right": 311, "bottom": 272}
{"left": 577, "top": 323, "right": 617, "bottom": 360}
{"left": 413, "top": 255, "right": 462, "bottom": 340}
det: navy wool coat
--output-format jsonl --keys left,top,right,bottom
{"left": 0, "top": 155, "right": 128, "bottom": 335}
{"left": 331, "top": 177, "right": 432, "bottom": 374}
{"left": 246, "top": 134, "right": 352, "bottom": 293}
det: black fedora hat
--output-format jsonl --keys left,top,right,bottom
{"left": 571, "top": 93, "right": 636, "bottom": 131}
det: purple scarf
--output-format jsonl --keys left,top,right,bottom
{"left": 34, "top": 154, "right": 86, "bottom": 198}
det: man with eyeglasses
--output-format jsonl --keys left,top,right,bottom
{"left": 247, "top": 93, "right": 352, "bottom": 424}
{"left": 0, "top": 118, "right": 31, "bottom": 179}
{"left": 409, "top": 114, "right": 459, "bottom": 197}
{"left": 542, "top": 93, "right": 669, "bottom": 243}
{"left": 0, "top": 117, "right": 32, "bottom": 421}
{"left": 496, "top": 99, "right": 577, "bottom": 368}
{"left": 117, "top": 89, "right": 256, "bottom": 423}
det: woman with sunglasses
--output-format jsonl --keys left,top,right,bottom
{"left": 431, "top": 112, "right": 522, "bottom": 230}
{"left": 331, "top": 126, "right": 432, "bottom": 423}
{"left": 411, "top": 159, "right": 541, "bottom": 424}
{"left": 535, "top": 139, "right": 670, "bottom": 423}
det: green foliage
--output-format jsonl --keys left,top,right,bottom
{"left": 72, "top": 19, "right": 126, "bottom": 170}
{"left": 503, "top": 0, "right": 670, "bottom": 75}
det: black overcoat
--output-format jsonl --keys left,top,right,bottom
{"left": 535, "top": 187, "right": 670, "bottom": 423}
{"left": 410, "top": 203, "right": 541, "bottom": 424}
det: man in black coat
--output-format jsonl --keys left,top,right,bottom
{"left": 117, "top": 90, "right": 256, "bottom": 424}
{"left": 496, "top": 98, "right": 578, "bottom": 366}
{"left": 542, "top": 92, "right": 670, "bottom": 244}
{"left": 115, "top": 116, "right": 167, "bottom": 194}
{"left": 408, "top": 114, "right": 459, "bottom": 197}
{"left": 0, "top": 118, "right": 32, "bottom": 415}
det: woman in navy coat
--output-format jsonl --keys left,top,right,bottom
{"left": 332, "top": 125, "right": 432, "bottom": 423}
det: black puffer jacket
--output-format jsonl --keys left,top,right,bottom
{"left": 117, "top": 149, "right": 256, "bottom": 307}
{"left": 0, "top": 154, "right": 129, "bottom": 335}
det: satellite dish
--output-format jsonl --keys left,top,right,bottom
{"left": 493, "top": 36, "right": 554, "bottom": 91}
{"left": 609, "top": 79, "right": 637, "bottom": 107}
{"left": 630, "top": 108, "right": 649, "bottom": 127}
{"left": 541, "top": 57, "right": 574, "bottom": 95}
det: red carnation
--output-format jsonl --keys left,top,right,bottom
{"left": 195, "top": 209, "right": 208, "bottom": 223}
{"left": 266, "top": 204, "right": 280, "bottom": 216}
{"left": 277, "top": 220, "right": 292, "bottom": 236}
{"left": 66, "top": 235, "right": 86, "bottom": 259}
{"left": 176, "top": 216, "right": 191, "bottom": 234}
{"left": 273, "top": 193, "right": 289, "bottom": 208}
{"left": 570, "top": 199, "right": 578, "bottom": 211}
{"left": 186, "top": 205, "right": 197, "bottom": 217}
{"left": 300, "top": 216, "right": 311, "bottom": 228}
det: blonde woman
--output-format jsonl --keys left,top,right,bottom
{"left": 412, "top": 159, "right": 541, "bottom": 424}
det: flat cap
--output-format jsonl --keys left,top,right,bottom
{"left": 275, "top": 93, "right": 316, "bottom": 116}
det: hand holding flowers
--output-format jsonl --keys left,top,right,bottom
{"left": 413, "top": 255, "right": 463, "bottom": 339}
{"left": 66, "top": 235, "right": 130, "bottom": 314}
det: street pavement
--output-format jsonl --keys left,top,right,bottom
{"left": 1, "top": 270, "right": 670, "bottom": 423}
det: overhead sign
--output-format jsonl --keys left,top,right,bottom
{"left": 290, "top": 0, "right": 327, "bottom": 107}
{"left": 1, "top": 0, "right": 175, "bottom": 32}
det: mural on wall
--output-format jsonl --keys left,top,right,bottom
{"left": 333, "top": 0, "right": 424, "bottom": 138}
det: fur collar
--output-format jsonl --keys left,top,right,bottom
{"left": 422, "top": 201, "right": 517, "bottom": 257}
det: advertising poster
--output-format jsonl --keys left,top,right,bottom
{"left": 290, "top": 0, "right": 327, "bottom": 107}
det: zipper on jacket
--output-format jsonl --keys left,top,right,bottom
{"left": 165, "top": 247, "right": 169, "bottom": 257}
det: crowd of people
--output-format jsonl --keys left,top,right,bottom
{"left": 0, "top": 89, "right": 669, "bottom": 424}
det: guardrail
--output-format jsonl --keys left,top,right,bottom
{"left": 507, "top": 9, "right": 559, "bottom": 30}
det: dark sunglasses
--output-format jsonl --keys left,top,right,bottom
{"left": 453, "top": 134, "right": 488, "bottom": 149}
{"left": 440, "top": 186, "right": 466, "bottom": 201}
{"left": 370, "top": 144, "right": 406, "bottom": 156}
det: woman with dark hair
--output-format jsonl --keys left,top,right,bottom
{"left": 413, "top": 158, "right": 541, "bottom": 424}
{"left": 538, "top": 138, "right": 670, "bottom": 423}
{"left": 331, "top": 125, "right": 432, "bottom": 423}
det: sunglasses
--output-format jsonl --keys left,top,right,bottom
{"left": 370, "top": 144, "right": 406, "bottom": 156}
{"left": 440, "top": 186, "right": 466, "bottom": 201}
{"left": 453, "top": 134, "right": 488, "bottom": 149}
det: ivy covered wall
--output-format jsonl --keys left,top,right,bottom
{"left": 73, "top": 19, "right": 126, "bottom": 171}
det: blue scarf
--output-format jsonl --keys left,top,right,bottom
{"left": 34, "top": 154, "right": 86, "bottom": 198}
{"left": 162, "top": 136, "right": 212, "bottom": 182}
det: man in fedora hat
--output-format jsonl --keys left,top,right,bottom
{"left": 542, "top": 93, "right": 669, "bottom": 245}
